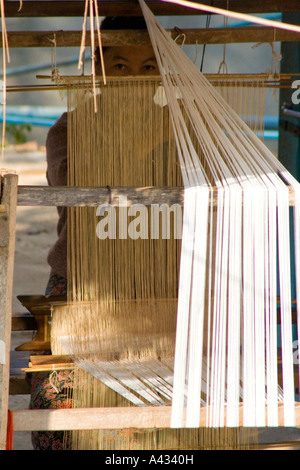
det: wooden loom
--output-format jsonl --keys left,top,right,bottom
{"left": 4, "top": 181, "right": 300, "bottom": 450}
{"left": 1, "top": 0, "right": 300, "bottom": 450}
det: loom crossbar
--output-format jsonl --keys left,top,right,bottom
{"left": 11, "top": 404, "right": 300, "bottom": 432}
{"left": 17, "top": 185, "right": 297, "bottom": 207}
{"left": 3, "top": 0, "right": 300, "bottom": 18}
{"left": 2, "top": 27, "right": 300, "bottom": 48}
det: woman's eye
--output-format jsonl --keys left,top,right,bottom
{"left": 114, "top": 63, "right": 127, "bottom": 70}
{"left": 144, "top": 65, "right": 155, "bottom": 71}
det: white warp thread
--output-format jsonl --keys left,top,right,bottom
{"left": 139, "top": 0, "right": 299, "bottom": 428}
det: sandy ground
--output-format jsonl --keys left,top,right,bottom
{"left": 3, "top": 144, "right": 58, "bottom": 450}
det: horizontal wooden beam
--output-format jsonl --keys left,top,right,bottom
{"left": 11, "top": 403, "right": 300, "bottom": 431}
{"left": 12, "top": 406, "right": 173, "bottom": 431}
{"left": 17, "top": 185, "right": 185, "bottom": 207}
{"left": 4, "top": 0, "right": 300, "bottom": 18}
{"left": 3, "top": 26, "right": 300, "bottom": 48}
{"left": 17, "top": 185, "right": 297, "bottom": 208}
{"left": 24, "top": 355, "right": 73, "bottom": 372}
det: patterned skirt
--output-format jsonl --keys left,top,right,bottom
{"left": 29, "top": 273, "right": 73, "bottom": 450}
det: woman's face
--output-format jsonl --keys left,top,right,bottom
{"left": 99, "top": 45, "right": 159, "bottom": 77}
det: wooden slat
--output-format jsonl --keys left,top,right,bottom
{"left": 3, "top": 26, "right": 300, "bottom": 48}
{"left": 12, "top": 406, "right": 172, "bottom": 431}
{"left": 11, "top": 402, "right": 300, "bottom": 431}
{"left": 17, "top": 185, "right": 185, "bottom": 207}
{"left": 4, "top": 0, "right": 300, "bottom": 18}
{"left": 0, "top": 173, "right": 18, "bottom": 450}
{"left": 24, "top": 354, "right": 73, "bottom": 372}
{"left": 17, "top": 185, "right": 297, "bottom": 208}
{"left": 16, "top": 294, "right": 67, "bottom": 315}
{"left": 176, "top": 26, "right": 300, "bottom": 44}
{"left": 29, "top": 354, "right": 72, "bottom": 365}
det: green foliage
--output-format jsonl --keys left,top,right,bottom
{"left": 5, "top": 123, "right": 32, "bottom": 144}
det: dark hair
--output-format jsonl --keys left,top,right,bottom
{"left": 96, "top": 17, "right": 148, "bottom": 63}
{"left": 100, "top": 16, "right": 147, "bottom": 31}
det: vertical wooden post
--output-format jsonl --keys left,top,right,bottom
{"left": 0, "top": 172, "right": 18, "bottom": 450}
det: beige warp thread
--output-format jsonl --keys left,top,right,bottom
{"left": 49, "top": 74, "right": 270, "bottom": 449}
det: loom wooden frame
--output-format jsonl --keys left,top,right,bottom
{"left": 16, "top": 185, "right": 298, "bottom": 207}
{"left": 4, "top": 1, "right": 300, "bottom": 18}
{"left": 11, "top": 403, "right": 300, "bottom": 432}
{"left": 2, "top": 27, "right": 300, "bottom": 48}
